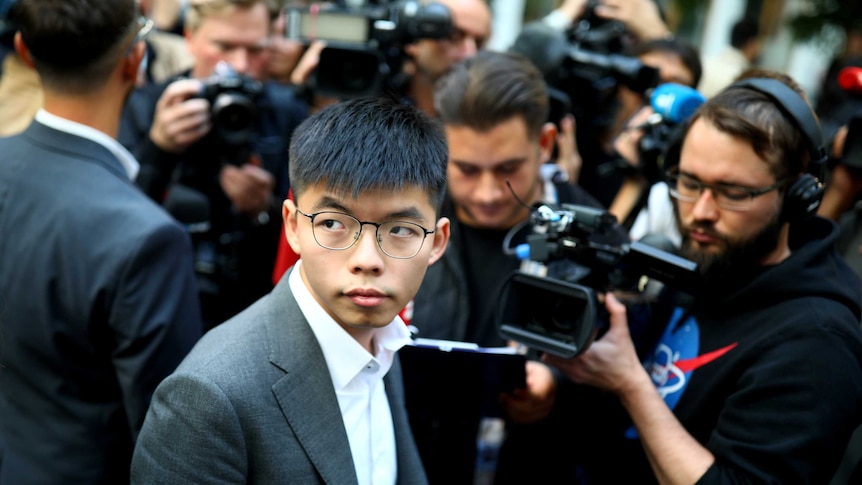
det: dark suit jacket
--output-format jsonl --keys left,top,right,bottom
{"left": 131, "top": 272, "right": 428, "bottom": 485}
{"left": 0, "top": 120, "right": 204, "bottom": 485}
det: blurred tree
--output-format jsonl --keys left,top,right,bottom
{"left": 787, "top": 0, "right": 862, "bottom": 47}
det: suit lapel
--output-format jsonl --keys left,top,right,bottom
{"left": 266, "top": 275, "right": 360, "bottom": 485}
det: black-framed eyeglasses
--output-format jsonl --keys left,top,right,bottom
{"left": 296, "top": 208, "right": 436, "bottom": 259}
{"left": 665, "top": 166, "right": 792, "bottom": 211}
{"left": 124, "top": 16, "right": 155, "bottom": 58}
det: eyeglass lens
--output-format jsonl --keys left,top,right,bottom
{"left": 309, "top": 212, "right": 428, "bottom": 258}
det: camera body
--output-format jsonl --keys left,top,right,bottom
{"left": 544, "top": 1, "right": 659, "bottom": 134}
{"left": 195, "top": 63, "right": 263, "bottom": 154}
{"left": 495, "top": 202, "right": 699, "bottom": 358}
{"left": 284, "top": 0, "right": 452, "bottom": 99}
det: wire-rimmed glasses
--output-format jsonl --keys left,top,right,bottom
{"left": 665, "top": 166, "right": 791, "bottom": 211}
{"left": 124, "top": 16, "right": 155, "bottom": 58}
{"left": 296, "top": 208, "right": 435, "bottom": 259}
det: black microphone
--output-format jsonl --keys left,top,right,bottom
{"left": 162, "top": 184, "right": 211, "bottom": 234}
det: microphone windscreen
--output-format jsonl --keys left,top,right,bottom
{"left": 163, "top": 184, "right": 211, "bottom": 230}
{"left": 838, "top": 66, "right": 862, "bottom": 93}
{"left": 650, "top": 83, "right": 705, "bottom": 124}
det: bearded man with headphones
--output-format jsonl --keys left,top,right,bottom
{"left": 525, "top": 74, "right": 862, "bottom": 484}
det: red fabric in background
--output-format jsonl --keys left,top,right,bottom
{"left": 272, "top": 190, "right": 300, "bottom": 284}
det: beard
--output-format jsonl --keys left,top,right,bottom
{"left": 677, "top": 211, "right": 784, "bottom": 289}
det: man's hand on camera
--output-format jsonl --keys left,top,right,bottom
{"left": 499, "top": 360, "right": 557, "bottom": 424}
{"left": 149, "top": 78, "right": 212, "bottom": 154}
{"left": 220, "top": 157, "right": 276, "bottom": 216}
{"left": 542, "top": 293, "right": 650, "bottom": 398}
{"left": 289, "top": 40, "right": 326, "bottom": 86}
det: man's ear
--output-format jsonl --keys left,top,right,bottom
{"left": 283, "top": 197, "right": 302, "bottom": 255}
{"left": 426, "top": 216, "right": 450, "bottom": 266}
{"left": 14, "top": 32, "right": 34, "bottom": 68}
{"left": 122, "top": 41, "right": 147, "bottom": 84}
{"left": 539, "top": 121, "right": 557, "bottom": 162}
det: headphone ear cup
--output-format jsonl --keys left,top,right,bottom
{"left": 782, "top": 174, "right": 824, "bottom": 223}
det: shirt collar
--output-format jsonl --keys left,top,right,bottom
{"left": 288, "top": 260, "right": 412, "bottom": 390}
{"left": 35, "top": 109, "right": 140, "bottom": 181}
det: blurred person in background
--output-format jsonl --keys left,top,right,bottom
{"left": 698, "top": 16, "right": 762, "bottom": 98}
{"left": 120, "top": 0, "right": 309, "bottom": 329}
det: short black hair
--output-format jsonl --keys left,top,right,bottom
{"left": 14, "top": 0, "right": 138, "bottom": 93}
{"left": 632, "top": 37, "right": 703, "bottom": 88}
{"left": 289, "top": 96, "right": 449, "bottom": 213}
{"left": 731, "top": 17, "right": 760, "bottom": 50}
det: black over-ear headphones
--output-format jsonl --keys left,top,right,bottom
{"left": 728, "top": 78, "right": 826, "bottom": 223}
{"left": 664, "top": 77, "right": 827, "bottom": 223}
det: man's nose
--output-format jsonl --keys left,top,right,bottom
{"left": 226, "top": 48, "right": 250, "bottom": 74}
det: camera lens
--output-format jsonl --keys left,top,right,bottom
{"left": 211, "top": 93, "right": 257, "bottom": 146}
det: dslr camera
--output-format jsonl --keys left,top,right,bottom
{"left": 284, "top": 0, "right": 452, "bottom": 99}
{"left": 495, "top": 202, "right": 699, "bottom": 359}
{"left": 195, "top": 62, "right": 263, "bottom": 154}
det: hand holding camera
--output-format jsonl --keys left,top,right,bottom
{"left": 150, "top": 78, "right": 212, "bottom": 154}
{"left": 220, "top": 158, "right": 275, "bottom": 216}
{"left": 151, "top": 62, "right": 263, "bottom": 156}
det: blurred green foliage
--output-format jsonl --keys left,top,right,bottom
{"left": 786, "top": 0, "right": 862, "bottom": 44}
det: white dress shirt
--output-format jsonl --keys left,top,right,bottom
{"left": 289, "top": 261, "right": 413, "bottom": 485}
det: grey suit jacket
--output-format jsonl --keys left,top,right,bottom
{"left": 0, "top": 120, "right": 203, "bottom": 485}
{"left": 131, "top": 272, "right": 429, "bottom": 484}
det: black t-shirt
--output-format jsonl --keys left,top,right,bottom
{"left": 459, "top": 224, "right": 520, "bottom": 347}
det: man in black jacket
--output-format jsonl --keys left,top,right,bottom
{"left": 406, "top": 49, "right": 629, "bottom": 485}
{"left": 120, "top": 0, "right": 308, "bottom": 329}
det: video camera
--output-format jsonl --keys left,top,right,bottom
{"left": 495, "top": 202, "right": 699, "bottom": 359}
{"left": 284, "top": 0, "right": 452, "bottom": 99}
{"left": 511, "top": 0, "right": 660, "bottom": 137}
{"left": 194, "top": 62, "right": 263, "bottom": 158}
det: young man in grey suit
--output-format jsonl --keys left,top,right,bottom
{"left": 131, "top": 96, "right": 451, "bottom": 484}
{"left": 0, "top": 0, "right": 204, "bottom": 484}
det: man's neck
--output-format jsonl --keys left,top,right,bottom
{"left": 42, "top": 89, "right": 126, "bottom": 139}
{"left": 408, "top": 71, "right": 437, "bottom": 118}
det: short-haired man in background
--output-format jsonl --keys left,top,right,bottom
{"left": 407, "top": 49, "right": 628, "bottom": 484}
{"left": 0, "top": 0, "right": 203, "bottom": 482}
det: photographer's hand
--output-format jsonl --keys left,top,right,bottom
{"left": 555, "top": 114, "right": 582, "bottom": 184}
{"left": 542, "top": 293, "right": 646, "bottom": 395}
{"left": 149, "top": 78, "right": 212, "bottom": 154}
{"left": 608, "top": 105, "right": 652, "bottom": 224}
{"left": 545, "top": 293, "right": 716, "bottom": 483}
{"left": 594, "top": 0, "right": 671, "bottom": 41}
{"left": 289, "top": 40, "right": 326, "bottom": 86}
{"left": 220, "top": 156, "right": 276, "bottom": 216}
{"left": 499, "top": 360, "right": 557, "bottom": 424}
